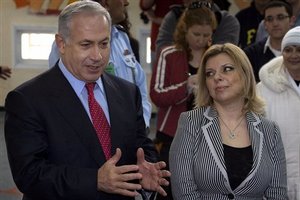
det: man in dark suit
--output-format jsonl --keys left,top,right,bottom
{"left": 4, "top": 1, "right": 170, "bottom": 200}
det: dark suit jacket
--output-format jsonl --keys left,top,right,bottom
{"left": 4, "top": 65, "right": 157, "bottom": 200}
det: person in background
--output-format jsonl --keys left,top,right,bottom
{"left": 213, "top": 0, "right": 231, "bottom": 10}
{"left": 150, "top": 2, "right": 217, "bottom": 199}
{"left": 256, "top": 0, "right": 300, "bottom": 42}
{"left": 0, "top": 66, "right": 12, "bottom": 80}
{"left": 244, "top": 0, "right": 295, "bottom": 82}
{"left": 257, "top": 26, "right": 300, "bottom": 199}
{"left": 48, "top": 0, "right": 152, "bottom": 130}
{"left": 118, "top": 10, "right": 140, "bottom": 62}
{"left": 286, "top": 0, "right": 300, "bottom": 24}
{"left": 155, "top": 0, "right": 240, "bottom": 54}
{"left": 139, "top": 0, "right": 183, "bottom": 68}
{"left": 170, "top": 43, "right": 287, "bottom": 199}
{"left": 235, "top": 0, "right": 270, "bottom": 48}
{"left": 4, "top": 1, "right": 170, "bottom": 200}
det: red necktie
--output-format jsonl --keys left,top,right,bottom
{"left": 86, "top": 83, "right": 111, "bottom": 160}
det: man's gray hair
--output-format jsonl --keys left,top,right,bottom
{"left": 58, "top": 0, "right": 111, "bottom": 40}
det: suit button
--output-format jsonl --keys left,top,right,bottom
{"left": 228, "top": 193, "right": 234, "bottom": 199}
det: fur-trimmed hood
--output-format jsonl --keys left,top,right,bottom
{"left": 258, "top": 56, "right": 293, "bottom": 93}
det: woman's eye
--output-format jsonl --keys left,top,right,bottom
{"left": 224, "top": 66, "right": 234, "bottom": 72}
{"left": 205, "top": 71, "right": 214, "bottom": 77}
{"left": 283, "top": 48, "right": 292, "bottom": 53}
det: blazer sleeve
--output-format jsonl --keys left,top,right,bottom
{"left": 169, "top": 112, "right": 202, "bottom": 200}
{"left": 264, "top": 122, "right": 288, "bottom": 199}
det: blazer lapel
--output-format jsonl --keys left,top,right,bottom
{"left": 48, "top": 66, "right": 105, "bottom": 166}
{"left": 201, "top": 108, "right": 265, "bottom": 192}
{"left": 237, "top": 112, "right": 264, "bottom": 189}
{"left": 201, "top": 107, "right": 230, "bottom": 185}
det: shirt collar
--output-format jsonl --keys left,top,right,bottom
{"left": 58, "top": 59, "right": 104, "bottom": 96}
{"left": 111, "top": 25, "right": 119, "bottom": 39}
{"left": 264, "top": 36, "right": 281, "bottom": 56}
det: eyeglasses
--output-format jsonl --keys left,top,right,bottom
{"left": 188, "top": 1, "right": 212, "bottom": 10}
{"left": 265, "top": 14, "right": 290, "bottom": 23}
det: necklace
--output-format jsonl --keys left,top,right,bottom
{"left": 219, "top": 116, "right": 244, "bottom": 139}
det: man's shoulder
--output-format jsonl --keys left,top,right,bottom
{"left": 14, "top": 67, "right": 57, "bottom": 92}
{"left": 169, "top": 4, "right": 184, "bottom": 19}
{"left": 114, "top": 24, "right": 126, "bottom": 33}
{"left": 217, "top": 10, "right": 239, "bottom": 25}
{"left": 235, "top": 3, "right": 256, "bottom": 18}
{"left": 244, "top": 38, "right": 267, "bottom": 53}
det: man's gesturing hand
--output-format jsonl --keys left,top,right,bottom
{"left": 97, "top": 148, "right": 142, "bottom": 197}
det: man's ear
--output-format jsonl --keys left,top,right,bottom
{"left": 55, "top": 34, "right": 65, "bottom": 55}
{"left": 289, "top": 15, "right": 296, "bottom": 28}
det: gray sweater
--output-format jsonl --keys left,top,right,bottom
{"left": 155, "top": 4, "right": 240, "bottom": 53}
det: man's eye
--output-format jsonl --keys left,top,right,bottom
{"left": 81, "top": 43, "right": 90, "bottom": 47}
{"left": 99, "top": 42, "right": 109, "bottom": 49}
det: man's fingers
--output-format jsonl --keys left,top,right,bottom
{"left": 116, "top": 164, "right": 139, "bottom": 174}
{"left": 158, "top": 178, "right": 169, "bottom": 186}
{"left": 155, "top": 161, "right": 167, "bottom": 169}
{"left": 118, "top": 171, "right": 142, "bottom": 182}
{"left": 160, "top": 169, "right": 171, "bottom": 178}
{"left": 109, "top": 148, "right": 122, "bottom": 165}
{"left": 136, "top": 148, "right": 145, "bottom": 163}
{"left": 156, "top": 186, "right": 167, "bottom": 197}
{"left": 115, "top": 188, "right": 140, "bottom": 197}
{"left": 116, "top": 181, "right": 142, "bottom": 191}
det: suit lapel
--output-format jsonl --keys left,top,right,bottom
{"left": 101, "top": 73, "right": 129, "bottom": 152}
{"left": 48, "top": 66, "right": 105, "bottom": 166}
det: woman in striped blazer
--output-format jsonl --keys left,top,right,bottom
{"left": 169, "top": 43, "right": 288, "bottom": 199}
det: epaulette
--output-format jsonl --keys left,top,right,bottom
{"left": 115, "top": 24, "right": 126, "bottom": 33}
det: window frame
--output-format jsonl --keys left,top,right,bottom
{"left": 138, "top": 28, "right": 151, "bottom": 73}
{"left": 13, "top": 25, "right": 56, "bottom": 68}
